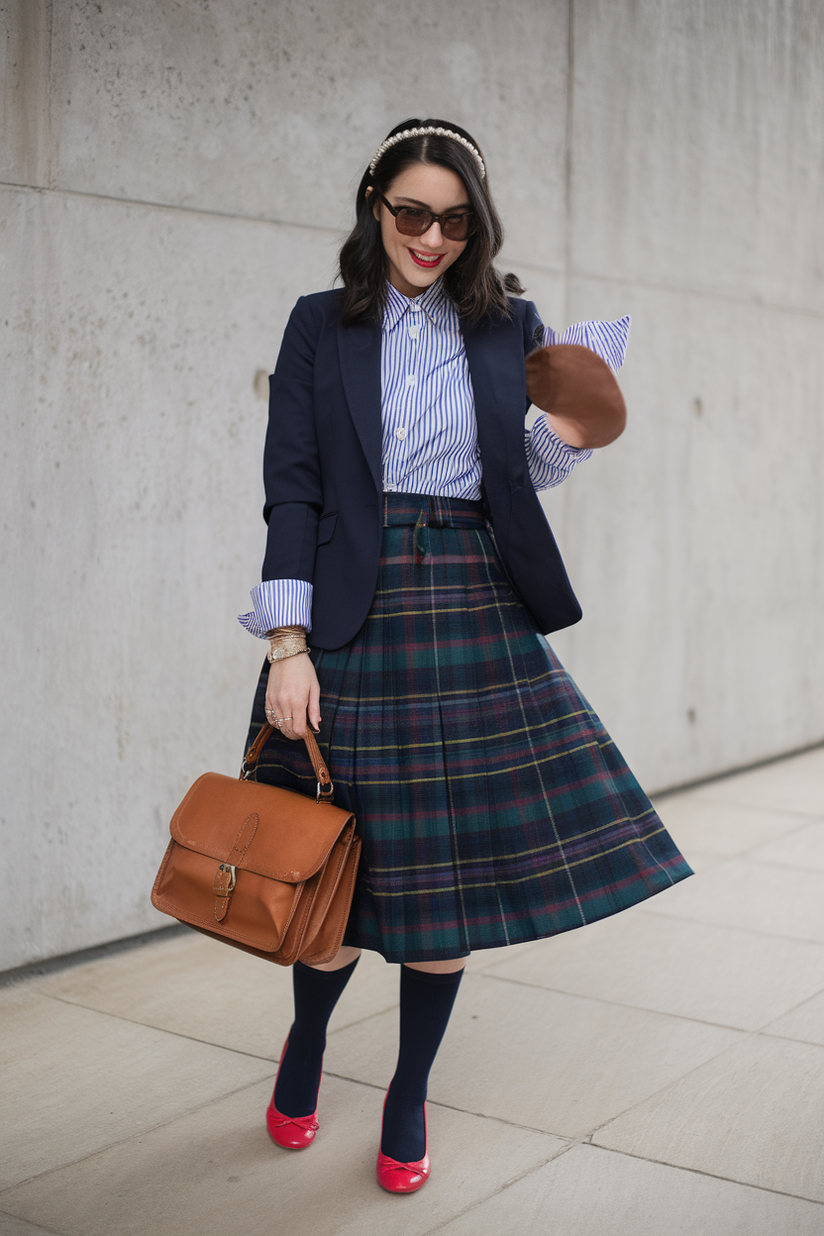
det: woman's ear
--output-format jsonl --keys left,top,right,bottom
{"left": 365, "top": 186, "right": 380, "bottom": 221}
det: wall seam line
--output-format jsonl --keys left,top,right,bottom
{"left": 563, "top": 0, "right": 575, "bottom": 326}
{"left": 0, "top": 180, "right": 343, "bottom": 235}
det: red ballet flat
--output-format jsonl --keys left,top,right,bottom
{"left": 265, "top": 1039, "right": 320, "bottom": 1150}
{"left": 376, "top": 1101, "right": 430, "bottom": 1193}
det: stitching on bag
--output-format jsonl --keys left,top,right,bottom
{"left": 227, "top": 812, "right": 259, "bottom": 865}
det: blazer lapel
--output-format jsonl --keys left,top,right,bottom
{"left": 337, "top": 318, "right": 383, "bottom": 492}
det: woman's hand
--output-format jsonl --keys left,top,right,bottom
{"left": 265, "top": 653, "right": 321, "bottom": 740}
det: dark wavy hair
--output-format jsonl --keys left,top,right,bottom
{"left": 338, "top": 118, "right": 524, "bottom": 327}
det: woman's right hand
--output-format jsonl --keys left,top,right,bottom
{"left": 265, "top": 653, "right": 321, "bottom": 740}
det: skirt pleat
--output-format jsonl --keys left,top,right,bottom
{"left": 247, "top": 493, "right": 692, "bottom": 962}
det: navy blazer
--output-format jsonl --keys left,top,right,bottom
{"left": 261, "top": 290, "right": 582, "bottom": 650}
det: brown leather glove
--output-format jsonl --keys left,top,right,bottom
{"left": 525, "top": 343, "right": 627, "bottom": 448}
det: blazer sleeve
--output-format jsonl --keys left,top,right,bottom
{"left": 261, "top": 297, "right": 324, "bottom": 584}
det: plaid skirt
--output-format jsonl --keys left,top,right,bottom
{"left": 246, "top": 493, "right": 692, "bottom": 963}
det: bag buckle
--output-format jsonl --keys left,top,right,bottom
{"left": 317, "top": 780, "right": 334, "bottom": 804}
{"left": 213, "top": 863, "right": 237, "bottom": 895}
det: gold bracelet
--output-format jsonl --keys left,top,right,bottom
{"left": 266, "top": 625, "right": 309, "bottom": 664}
{"left": 267, "top": 641, "right": 310, "bottom": 664}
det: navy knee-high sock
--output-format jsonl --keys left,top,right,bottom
{"left": 380, "top": 964, "right": 465, "bottom": 1162}
{"left": 274, "top": 956, "right": 359, "bottom": 1117}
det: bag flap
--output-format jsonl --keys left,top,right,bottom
{"left": 170, "top": 772, "right": 355, "bottom": 882}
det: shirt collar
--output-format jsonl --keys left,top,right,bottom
{"left": 382, "top": 278, "right": 452, "bottom": 333}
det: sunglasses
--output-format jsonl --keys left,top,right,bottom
{"left": 375, "top": 190, "right": 477, "bottom": 242}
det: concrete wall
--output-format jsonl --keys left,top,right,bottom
{"left": 2, "top": 0, "right": 822, "bottom": 971}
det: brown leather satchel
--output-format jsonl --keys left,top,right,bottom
{"left": 151, "top": 724, "right": 360, "bottom": 966}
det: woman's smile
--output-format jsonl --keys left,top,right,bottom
{"left": 409, "top": 250, "right": 446, "bottom": 269}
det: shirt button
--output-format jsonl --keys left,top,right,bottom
{"left": 409, "top": 302, "right": 421, "bottom": 312}
{"left": 406, "top": 374, "right": 417, "bottom": 386}
{"left": 385, "top": 481, "right": 396, "bottom": 492}
{"left": 395, "top": 426, "right": 407, "bottom": 440}
{"left": 408, "top": 325, "right": 420, "bottom": 339}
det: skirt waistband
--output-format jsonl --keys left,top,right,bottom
{"left": 382, "top": 492, "right": 486, "bottom": 529}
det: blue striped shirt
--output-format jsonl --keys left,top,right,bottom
{"left": 239, "top": 281, "right": 630, "bottom": 636}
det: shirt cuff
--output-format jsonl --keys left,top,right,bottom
{"left": 542, "top": 315, "right": 630, "bottom": 372}
{"left": 238, "top": 579, "right": 313, "bottom": 638}
{"left": 526, "top": 415, "right": 592, "bottom": 491}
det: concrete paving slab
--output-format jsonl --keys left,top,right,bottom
{"left": 666, "top": 849, "right": 726, "bottom": 873}
{"left": 763, "top": 990, "right": 824, "bottom": 1047}
{"left": 33, "top": 932, "right": 399, "bottom": 1061}
{"left": 329, "top": 974, "right": 742, "bottom": 1140}
{"left": 0, "top": 1215, "right": 67, "bottom": 1236}
{"left": 594, "top": 1035, "right": 824, "bottom": 1202}
{"left": 481, "top": 909, "right": 824, "bottom": 1030}
{"left": 685, "top": 748, "right": 824, "bottom": 816}
{"left": 0, "top": 1075, "right": 567, "bottom": 1236}
{"left": 432, "top": 1143, "right": 824, "bottom": 1236}
{"left": 636, "top": 856, "right": 824, "bottom": 942}
{"left": 749, "top": 818, "right": 824, "bottom": 872}
{"left": 464, "top": 937, "right": 545, "bottom": 972}
{"left": 0, "top": 987, "right": 272, "bottom": 1190}
{"left": 651, "top": 795, "right": 815, "bottom": 857}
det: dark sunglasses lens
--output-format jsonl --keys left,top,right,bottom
{"left": 441, "top": 214, "right": 474, "bottom": 240}
{"left": 395, "top": 208, "right": 430, "bottom": 236}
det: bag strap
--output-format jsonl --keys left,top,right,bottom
{"left": 241, "top": 724, "right": 335, "bottom": 803}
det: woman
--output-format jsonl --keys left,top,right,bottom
{"left": 240, "top": 119, "right": 692, "bottom": 1193}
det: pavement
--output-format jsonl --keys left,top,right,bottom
{"left": 2, "top": 746, "right": 824, "bottom": 1236}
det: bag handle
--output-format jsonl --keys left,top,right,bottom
{"left": 241, "top": 724, "right": 335, "bottom": 803}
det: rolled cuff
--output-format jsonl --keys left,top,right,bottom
{"left": 542, "top": 315, "right": 630, "bottom": 372}
{"left": 238, "top": 578, "right": 313, "bottom": 638}
{"left": 526, "top": 416, "right": 593, "bottom": 491}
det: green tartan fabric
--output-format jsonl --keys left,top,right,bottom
{"left": 247, "top": 494, "right": 692, "bottom": 962}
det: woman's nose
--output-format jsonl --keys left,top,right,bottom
{"left": 418, "top": 220, "right": 443, "bottom": 247}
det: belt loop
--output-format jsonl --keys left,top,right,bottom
{"left": 414, "top": 505, "right": 430, "bottom": 564}
{"left": 383, "top": 493, "right": 389, "bottom": 527}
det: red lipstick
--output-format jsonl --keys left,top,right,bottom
{"left": 409, "top": 250, "right": 445, "bottom": 269}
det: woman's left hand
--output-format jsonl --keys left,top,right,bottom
{"left": 264, "top": 653, "right": 321, "bottom": 741}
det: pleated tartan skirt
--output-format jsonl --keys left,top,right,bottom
{"left": 246, "top": 493, "right": 692, "bottom": 963}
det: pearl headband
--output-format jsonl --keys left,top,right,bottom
{"left": 368, "top": 127, "right": 486, "bottom": 180}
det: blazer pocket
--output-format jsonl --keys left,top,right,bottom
{"left": 317, "top": 512, "right": 338, "bottom": 545}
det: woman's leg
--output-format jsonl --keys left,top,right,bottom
{"left": 380, "top": 957, "right": 467, "bottom": 1162}
{"left": 274, "top": 946, "right": 362, "bottom": 1117}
